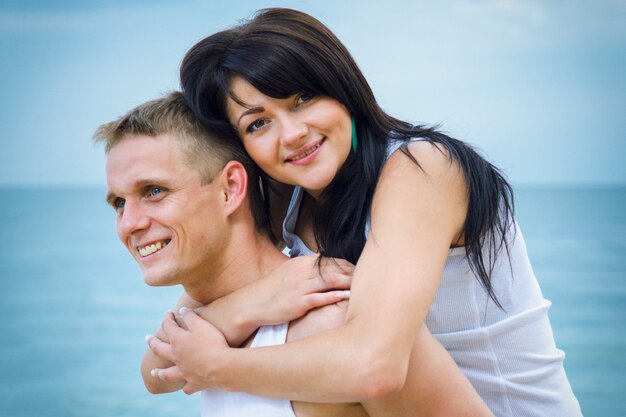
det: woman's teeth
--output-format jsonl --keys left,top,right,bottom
{"left": 290, "top": 142, "right": 321, "bottom": 161}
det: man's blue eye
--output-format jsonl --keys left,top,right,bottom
{"left": 149, "top": 187, "right": 162, "bottom": 197}
{"left": 114, "top": 198, "right": 125, "bottom": 209}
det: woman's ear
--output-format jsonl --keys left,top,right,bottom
{"left": 220, "top": 160, "right": 248, "bottom": 216}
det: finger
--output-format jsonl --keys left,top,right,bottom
{"left": 178, "top": 308, "right": 205, "bottom": 332}
{"left": 304, "top": 290, "right": 351, "bottom": 310}
{"left": 147, "top": 335, "right": 176, "bottom": 362}
{"left": 151, "top": 365, "right": 185, "bottom": 382}
{"left": 183, "top": 382, "right": 201, "bottom": 395}
{"left": 162, "top": 313, "right": 186, "bottom": 340}
{"left": 313, "top": 271, "right": 352, "bottom": 291}
{"left": 174, "top": 307, "right": 192, "bottom": 330}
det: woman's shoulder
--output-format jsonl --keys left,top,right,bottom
{"left": 381, "top": 139, "right": 465, "bottom": 187}
{"left": 372, "top": 139, "right": 468, "bottom": 243}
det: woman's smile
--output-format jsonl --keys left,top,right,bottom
{"left": 226, "top": 77, "right": 352, "bottom": 195}
{"left": 285, "top": 138, "right": 325, "bottom": 164}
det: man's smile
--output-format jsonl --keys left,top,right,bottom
{"left": 138, "top": 239, "right": 171, "bottom": 257}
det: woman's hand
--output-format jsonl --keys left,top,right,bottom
{"left": 147, "top": 256, "right": 354, "bottom": 394}
{"left": 239, "top": 255, "right": 354, "bottom": 325}
{"left": 170, "top": 255, "right": 353, "bottom": 349}
{"left": 147, "top": 309, "right": 229, "bottom": 395}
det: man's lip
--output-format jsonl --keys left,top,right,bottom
{"left": 284, "top": 139, "right": 325, "bottom": 162}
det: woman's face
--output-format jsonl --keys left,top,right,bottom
{"left": 226, "top": 77, "right": 352, "bottom": 197}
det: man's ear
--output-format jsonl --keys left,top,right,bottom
{"left": 220, "top": 160, "right": 248, "bottom": 216}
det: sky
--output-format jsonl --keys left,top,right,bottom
{"left": 0, "top": 0, "right": 624, "bottom": 186}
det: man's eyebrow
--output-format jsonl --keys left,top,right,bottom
{"left": 105, "top": 191, "right": 118, "bottom": 207}
{"left": 237, "top": 106, "right": 264, "bottom": 126}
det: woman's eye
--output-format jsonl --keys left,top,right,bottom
{"left": 247, "top": 119, "right": 268, "bottom": 133}
{"left": 149, "top": 187, "right": 163, "bottom": 197}
{"left": 296, "top": 93, "right": 314, "bottom": 106}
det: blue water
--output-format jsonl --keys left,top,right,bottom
{"left": 0, "top": 186, "right": 624, "bottom": 416}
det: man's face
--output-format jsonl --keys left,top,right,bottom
{"left": 106, "top": 134, "right": 224, "bottom": 287}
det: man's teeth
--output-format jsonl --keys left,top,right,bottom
{"left": 291, "top": 143, "right": 321, "bottom": 161}
{"left": 138, "top": 241, "right": 167, "bottom": 257}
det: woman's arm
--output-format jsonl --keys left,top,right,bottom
{"left": 151, "top": 291, "right": 492, "bottom": 416}
{"left": 363, "top": 325, "right": 493, "bottom": 417}
{"left": 142, "top": 255, "right": 353, "bottom": 393}
{"left": 287, "top": 300, "right": 492, "bottom": 417}
{"left": 149, "top": 142, "right": 471, "bottom": 401}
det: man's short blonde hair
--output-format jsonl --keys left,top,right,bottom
{"left": 94, "top": 91, "right": 271, "bottom": 235}
{"left": 94, "top": 91, "right": 242, "bottom": 183}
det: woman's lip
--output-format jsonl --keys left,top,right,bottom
{"left": 285, "top": 139, "right": 325, "bottom": 163}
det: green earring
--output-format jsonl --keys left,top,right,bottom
{"left": 351, "top": 117, "right": 358, "bottom": 153}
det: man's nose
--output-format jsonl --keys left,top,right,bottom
{"left": 117, "top": 200, "right": 150, "bottom": 239}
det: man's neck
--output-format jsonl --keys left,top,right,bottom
{"left": 183, "top": 231, "right": 287, "bottom": 305}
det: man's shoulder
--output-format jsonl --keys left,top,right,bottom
{"left": 286, "top": 300, "right": 348, "bottom": 343}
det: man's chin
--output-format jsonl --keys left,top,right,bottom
{"left": 142, "top": 271, "right": 176, "bottom": 287}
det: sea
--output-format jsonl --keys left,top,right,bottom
{"left": 0, "top": 186, "right": 624, "bottom": 417}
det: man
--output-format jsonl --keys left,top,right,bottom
{"left": 96, "top": 92, "right": 492, "bottom": 417}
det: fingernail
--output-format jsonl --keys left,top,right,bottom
{"left": 150, "top": 369, "right": 158, "bottom": 378}
{"left": 194, "top": 306, "right": 204, "bottom": 315}
{"left": 179, "top": 306, "right": 190, "bottom": 315}
{"left": 145, "top": 334, "right": 153, "bottom": 344}
{"left": 338, "top": 290, "right": 351, "bottom": 298}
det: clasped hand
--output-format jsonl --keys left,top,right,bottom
{"left": 147, "top": 255, "right": 354, "bottom": 394}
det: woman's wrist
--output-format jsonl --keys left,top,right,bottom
{"left": 199, "top": 289, "right": 260, "bottom": 347}
{"left": 214, "top": 346, "right": 240, "bottom": 392}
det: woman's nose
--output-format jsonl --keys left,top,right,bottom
{"left": 279, "top": 115, "right": 308, "bottom": 148}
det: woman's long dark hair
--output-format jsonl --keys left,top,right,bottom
{"left": 180, "top": 8, "right": 514, "bottom": 307}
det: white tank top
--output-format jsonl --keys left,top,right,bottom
{"left": 201, "top": 323, "right": 296, "bottom": 417}
{"left": 282, "top": 142, "right": 582, "bottom": 417}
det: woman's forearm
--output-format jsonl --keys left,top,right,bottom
{"left": 211, "top": 321, "right": 410, "bottom": 402}
{"left": 199, "top": 255, "right": 354, "bottom": 347}
{"left": 196, "top": 292, "right": 260, "bottom": 347}
{"left": 207, "top": 324, "right": 492, "bottom": 415}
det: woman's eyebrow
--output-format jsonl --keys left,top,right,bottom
{"left": 237, "top": 106, "right": 264, "bottom": 125}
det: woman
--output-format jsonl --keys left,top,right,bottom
{"left": 150, "top": 8, "right": 582, "bottom": 416}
